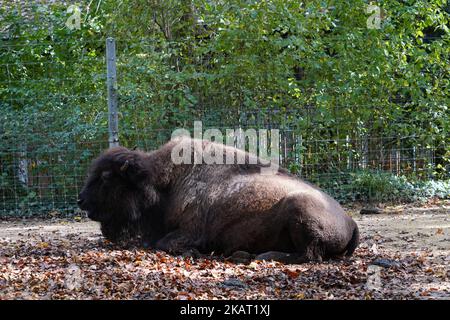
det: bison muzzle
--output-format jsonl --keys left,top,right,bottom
{"left": 78, "top": 137, "right": 359, "bottom": 263}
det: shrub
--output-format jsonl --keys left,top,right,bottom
{"left": 313, "top": 170, "right": 449, "bottom": 204}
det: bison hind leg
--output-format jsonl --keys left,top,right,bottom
{"left": 154, "top": 230, "right": 200, "bottom": 255}
{"left": 227, "top": 250, "right": 321, "bottom": 265}
{"left": 227, "top": 251, "right": 307, "bottom": 264}
{"left": 280, "top": 192, "right": 340, "bottom": 262}
{"left": 254, "top": 251, "right": 310, "bottom": 264}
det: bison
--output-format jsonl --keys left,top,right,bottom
{"left": 78, "top": 137, "right": 359, "bottom": 263}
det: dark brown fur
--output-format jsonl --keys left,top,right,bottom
{"left": 78, "top": 137, "right": 359, "bottom": 262}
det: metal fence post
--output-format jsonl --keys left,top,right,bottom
{"left": 106, "top": 37, "right": 119, "bottom": 148}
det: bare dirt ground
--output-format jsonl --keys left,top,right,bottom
{"left": 0, "top": 201, "right": 448, "bottom": 300}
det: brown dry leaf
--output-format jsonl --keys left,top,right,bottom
{"left": 37, "top": 242, "right": 49, "bottom": 249}
{"left": 1, "top": 210, "right": 449, "bottom": 300}
{"left": 284, "top": 268, "right": 300, "bottom": 279}
{"left": 295, "top": 293, "right": 305, "bottom": 299}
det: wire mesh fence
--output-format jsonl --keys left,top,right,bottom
{"left": 1, "top": 5, "right": 449, "bottom": 216}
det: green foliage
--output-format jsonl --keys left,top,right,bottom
{"left": 107, "top": 0, "right": 449, "bottom": 173}
{"left": 0, "top": 0, "right": 449, "bottom": 215}
{"left": 0, "top": 2, "right": 109, "bottom": 215}
{"left": 316, "top": 170, "right": 450, "bottom": 203}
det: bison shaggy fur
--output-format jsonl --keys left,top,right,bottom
{"left": 78, "top": 137, "right": 359, "bottom": 262}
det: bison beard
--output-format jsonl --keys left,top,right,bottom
{"left": 78, "top": 137, "right": 359, "bottom": 263}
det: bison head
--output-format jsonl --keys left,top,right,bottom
{"left": 78, "top": 147, "right": 160, "bottom": 242}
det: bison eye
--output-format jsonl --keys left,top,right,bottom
{"left": 101, "top": 171, "right": 112, "bottom": 181}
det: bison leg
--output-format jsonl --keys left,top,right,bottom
{"left": 154, "top": 230, "right": 197, "bottom": 254}
{"left": 254, "top": 251, "right": 309, "bottom": 264}
{"left": 227, "top": 251, "right": 255, "bottom": 264}
{"left": 280, "top": 192, "right": 355, "bottom": 262}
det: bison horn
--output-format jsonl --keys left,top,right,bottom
{"left": 120, "top": 160, "right": 129, "bottom": 172}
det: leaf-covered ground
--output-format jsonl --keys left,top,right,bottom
{"left": 0, "top": 202, "right": 448, "bottom": 300}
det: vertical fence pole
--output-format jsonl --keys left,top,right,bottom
{"left": 396, "top": 137, "right": 400, "bottom": 175}
{"left": 298, "top": 134, "right": 303, "bottom": 176}
{"left": 106, "top": 37, "right": 119, "bottom": 148}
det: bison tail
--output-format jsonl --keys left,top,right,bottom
{"left": 344, "top": 224, "right": 359, "bottom": 257}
